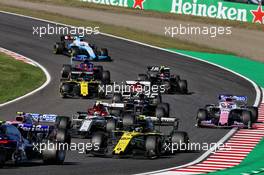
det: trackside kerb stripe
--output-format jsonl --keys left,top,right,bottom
{"left": 0, "top": 47, "right": 36, "bottom": 66}
{"left": 0, "top": 11, "right": 262, "bottom": 175}
{"left": 0, "top": 47, "right": 51, "bottom": 107}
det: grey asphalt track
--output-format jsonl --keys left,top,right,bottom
{"left": 0, "top": 12, "right": 257, "bottom": 175}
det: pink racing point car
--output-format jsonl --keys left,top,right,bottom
{"left": 196, "top": 95, "right": 258, "bottom": 129}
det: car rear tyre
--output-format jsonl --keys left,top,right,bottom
{"left": 61, "top": 65, "right": 71, "bottom": 78}
{"left": 145, "top": 136, "right": 160, "bottom": 159}
{"left": 94, "top": 65, "right": 103, "bottom": 80}
{"left": 102, "top": 71, "right": 110, "bottom": 84}
{"left": 112, "top": 93, "right": 122, "bottom": 103}
{"left": 196, "top": 109, "right": 207, "bottom": 127}
{"left": 73, "top": 85, "right": 80, "bottom": 96}
{"left": 53, "top": 43, "right": 63, "bottom": 54}
{"left": 171, "top": 132, "right": 189, "bottom": 152}
{"left": 178, "top": 80, "right": 188, "bottom": 94}
{"left": 91, "top": 132, "right": 107, "bottom": 155}
{"left": 123, "top": 113, "right": 135, "bottom": 127}
{"left": 247, "top": 107, "right": 258, "bottom": 123}
{"left": 97, "top": 83, "right": 106, "bottom": 99}
{"left": 56, "top": 116, "right": 70, "bottom": 130}
{"left": 56, "top": 129, "right": 67, "bottom": 142}
{"left": 42, "top": 142, "right": 66, "bottom": 165}
{"left": 241, "top": 110, "right": 252, "bottom": 128}
{"left": 163, "top": 81, "right": 171, "bottom": 93}
{"left": 106, "top": 119, "right": 116, "bottom": 132}
{"left": 60, "top": 84, "right": 71, "bottom": 98}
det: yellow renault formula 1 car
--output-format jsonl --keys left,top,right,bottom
{"left": 59, "top": 71, "right": 107, "bottom": 98}
{"left": 89, "top": 113, "right": 189, "bottom": 159}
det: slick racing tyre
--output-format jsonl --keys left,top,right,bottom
{"left": 94, "top": 65, "right": 103, "bottom": 80}
{"left": 60, "top": 84, "right": 71, "bottom": 98}
{"left": 55, "top": 129, "right": 68, "bottom": 143}
{"left": 247, "top": 107, "right": 258, "bottom": 123}
{"left": 56, "top": 116, "right": 70, "bottom": 130}
{"left": 91, "top": 132, "right": 107, "bottom": 155}
{"left": 73, "top": 85, "right": 80, "bottom": 97}
{"left": 53, "top": 42, "right": 64, "bottom": 54}
{"left": 196, "top": 109, "right": 207, "bottom": 127}
{"left": 102, "top": 71, "right": 111, "bottom": 84}
{"left": 112, "top": 93, "right": 122, "bottom": 103}
{"left": 61, "top": 65, "right": 71, "bottom": 78}
{"left": 42, "top": 142, "right": 66, "bottom": 165}
{"left": 241, "top": 110, "right": 252, "bottom": 129}
{"left": 145, "top": 136, "right": 161, "bottom": 159}
{"left": 106, "top": 119, "right": 116, "bottom": 132}
{"left": 98, "top": 83, "right": 106, "bottom": 99}
{"left": 171, "top": 132, "right": 189, "bottom": 153}
{"left": 178, "top": 80, "right": 188, "bottom": 94}
{"left": 163, "top": 81, "right": 171, "bottom": 93}
{"left": 123, "top": 113, "right": 135, "bottom": 127}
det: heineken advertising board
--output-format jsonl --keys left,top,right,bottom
{"left": 80, "top": 0, "right": 264, "bottom": 24}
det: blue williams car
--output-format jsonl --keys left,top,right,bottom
{"left": 53, "top": 35, "right": 111, "bottom": 61}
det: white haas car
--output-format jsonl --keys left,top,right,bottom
{"left": 196, "top": 95, "right": 258, "bottom": 128}
{"left": 71, "top": 101, "right": 125, "bottom": 138}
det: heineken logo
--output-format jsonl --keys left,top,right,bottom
{"left": 170, "top": 0, "right": 247, "bottom": 21}
{"left": 170, "top": 0, "right": 264, "bottom": 24}
{"left": 80, "top": 0, "right": 129, "bottom": 7}
{"left": 80, "top": 0, "right": 146, "bottom": 9}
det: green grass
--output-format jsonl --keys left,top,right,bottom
{"left": 0, "top": 5, "right": 234, "bottom": 55}
{"left": 0, "top": 52, "right": 45, "bottom": 103}
{"left": 24, "top": 0, "right": 264, "bottom": 31}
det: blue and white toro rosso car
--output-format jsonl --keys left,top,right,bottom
{"left": 9, "top": 112, "right": 71, "bottom": 131}
{"left": 196, "top": 95, "right": 258, "bottom": 129}
{"left": 0, "top": 112, "right": 72, "bottom": 167}
{"left": 53, "top": 35, "right": 111, "bottom": 61}
{"left": 0, "top": 119, "right": 69, "bottom": 167}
